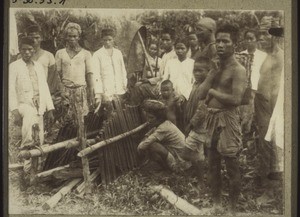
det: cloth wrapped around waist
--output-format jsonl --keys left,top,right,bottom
{"left": 204, "top": 107, "right": 242, "bottom": 157}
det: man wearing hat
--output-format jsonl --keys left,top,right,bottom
{"left": 254, "top": 16, "right": 284, "bottom": 202}
{"left": 9, "top": 36, "right": 55, "bottom": 185}
{"left": 193, "top": 17, "right": 218, "bottom": 61}
{"left": 26, "top": 24, "right": 60, "bottom": 95}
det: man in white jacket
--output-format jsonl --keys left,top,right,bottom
{"left": 9, "top": 37, "right": 54, "bottom": 184}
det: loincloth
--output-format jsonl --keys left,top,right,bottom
{"left": 204, "top": 107, "right": 242, "bottom": 157}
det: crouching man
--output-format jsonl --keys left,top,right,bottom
{"left": 9, "top": 37, "right": 55, "bottom": 187}
{"left": 137, "top": 100, "right": 201, "bottom": 173}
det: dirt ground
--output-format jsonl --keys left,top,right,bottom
{"left": 7, "top": 115, "right": 283, "bottom": 216}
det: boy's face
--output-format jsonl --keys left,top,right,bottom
{"left": 193, "top": 62, "right": 209, "bottom": 82}
{"left": 188, "top": 34, "right": 198, "bottom": 48}
{"left": 145, "top": 112, "right": 158, "bottom": 124}
{"left": 66, "top": 29, "right": 80, "bottom": 45}
{"left": 28, "top": 32, "right": 42, "bottom": 49}
{"left": 161, "top": 34, "right": 173, "bottom": 51}
{"left": 175, "top": 43, "right": 188, "bottom": 59}
{"left": 216, "top": 32, "right": 235, "bottom": 58}
{"left": 103, "top": 35, "right": 114, "bottom": 48}
{"left": 148, "top": 44, "right": 158, "bottom": 57}
{"left": 160, "top": 83, "right": 173, "bottom": 99}
{"left": 245, "top": 31, "right": 257, "bottom": 50}
{"left": 20, "top": 44, "right": 35, "bottom": 62}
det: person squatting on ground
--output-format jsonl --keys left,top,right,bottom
{"left": 92, "top": 28, "right": 128, "bottom": 104}
{"left": 9, "top": 36, "right": 55, "bottom": 185}
{"left": 55, "top": 22, "right": 99, "bottom": 130}
{"left": 203, "top": 22, "right": 246, "bottom": 214}
{"left": 137, "top": 100, "right": 204, "bottom": 174}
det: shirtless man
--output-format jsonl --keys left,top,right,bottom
{"left": 254, "top": 22, "right": 284, "bottom": 201}
{"left": 204, "top": 23, "right": 246, "bottom": 214}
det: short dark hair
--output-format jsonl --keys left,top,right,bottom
{"left": 161, "top": 79, "right": 173, "bottom": 87}
{"left": 216, "top": 22, "right": 240, "bottom": 44}
{"left": 194, "top": 56, "right": 210, "bottom": 66}
{"left": 26, "top": 24, "right": 42, "bottom": 35}
{"left": 243, "top": 28, "right": 259, "bottom": 40}
{"left": 174, "top": 37, "right": 189, "bottom": 48}
{"left": 161, "top": 28, "right": 176, "bottom": 40}
{"left": 19, "top": 36, "right": 35, "bottom": 47}
{"left": 101, "top": 28, "right": 115, "bottom": 38}
{"left": 142, "top": 100, "right": 167, "bottom": 121}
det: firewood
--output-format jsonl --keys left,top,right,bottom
{"left": 52, "top": 168, "right": 83, "bottom": 180}
{"left": 42, "top": 178, "right": 82, "bottom": 210}
{"left": 36, "top": 164, "right": 70, "bottom": 178}
{"left": 77, "top": 122, "right": 149, "bottom": 157}
{"left": 151, "top": 185, "right": 202, "bottom": 215}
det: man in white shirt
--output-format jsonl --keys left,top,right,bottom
{"left": 9, "top": 37, "right": 54, "bottom": 184}
{"left": 239, "top": 29, "right": 267, "bottom": 134}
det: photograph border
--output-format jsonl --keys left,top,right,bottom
{"left": 2, "top": 0, "right": 297, "bottom": 217}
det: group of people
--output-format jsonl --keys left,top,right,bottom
{"left": 9, "top": 14, "right": 284, "bottom": 214}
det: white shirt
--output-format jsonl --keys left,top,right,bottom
{"left": 92, "top": 46, "right": 127, "bottom": 97}
{"left": 163, "top": 58, "right": 195, "bottom": 100}
{"left": 9, "top": 59, "right": 54, "bottom": 115}
{"left": 159, "top": 49, "right": 177, "bottom": 78}
{"left": 240, "top": 49, "right": 267, "bottom": 90}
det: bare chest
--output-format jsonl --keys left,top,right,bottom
{"left": 213, "top": 69, "right": 233, "bottom": 90}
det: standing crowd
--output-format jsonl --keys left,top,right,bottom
{"left": 9, "top": 14, "right": 284, "bottom": 214}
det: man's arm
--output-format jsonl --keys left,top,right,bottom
{"left": 85, "top": 52, "right": 96, "bottom": 107}
{"left": 208, "top": 66, "right": 246, "bottom": 106}
{"left": 197, "top": 69, "right": 219, "bottom": 100}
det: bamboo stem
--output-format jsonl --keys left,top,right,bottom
{"left": 77, "top": 123, "right": 149, "bottom": 157}
{"left": 36, "top": 164, "right": 70, "bottom": 178}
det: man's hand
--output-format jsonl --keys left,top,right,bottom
{"left": 12, "top": 109, "right": 22, "bottom": 126}
{"left": 210, "top": 57, "right": 220, "bottom": 72}
{"left": 47, "top": 110, "right": 55, "bottom": 125}
{"left": 94, "top": 97, "right": 102, "bottom": 114}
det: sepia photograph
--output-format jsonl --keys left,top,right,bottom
{"left": 6, "top": 5, "right": 291, "bottom": 216}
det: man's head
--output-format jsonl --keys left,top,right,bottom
{"left": 142, "top": 100, "right": 167, "bottom": 124}
{"left": 174, "top": 38, "right": 189, "bottom": 61}
{"left": 257, "top": 16, "right": 284, "bottom": 52}
{"left": 161, "top": 28, "right": 175, "bottom": 52}
{"left": 19, "top": 36, "right": 35, "bottom": 62}
{"left": 27, "top": 25, "right": 42, "bottom": 49}
{"left": 244, "top": 29, "right": 259, "bottom": 52}
{"left": 195, "top": 17, "right": 216, "bottom": 43}
{"left": 193, "top": 57, "right": 210, "bottom": 83}
{"left": 215, "top": 22, "right": 239, "bottom": 58}
{"left": 188, "top": 32, "right": 199, "bottom": 49}
{"left": 101, "top": 28, "right": 115, "bottom": 49}
{"left": 64, "top": 22, "right": 82, "bottom": 46}
{"left": 160, "top": 80, "right": 174, "bottom": 99}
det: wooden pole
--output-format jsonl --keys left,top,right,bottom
{"left": 137, "top": 31, "right": 154, "bottom": 77}
{"left": 151, "top": 185, "right": 202, "bottom": 215}
{"left": 36, "top": 164, "right": 70, "bottom": 178}
{"left": 42, "top": 178, "right": 82, "bottom": 210}
{"left": 77, "top": 122, "right": 149, "bottom": 158}
{"left": 18, "top": 134, "right": 99, "bottom": 159}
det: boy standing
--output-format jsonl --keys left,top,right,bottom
{"left": 187, "top": 31, "right": 201, "bottom": 59}
{"left": 93, "top": 28, "right": 128, "bottom": 102}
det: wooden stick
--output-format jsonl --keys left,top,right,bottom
{"left": 75, "top": 169, "right": 101, "bottom": 194}
{"left": 151, "top": 185, "right": 202, "bottom": 215}
{"left": 18, "top": 137, "right": 98, "bottom": 159}
{"left": 9, "top": 163, "right": 23, "bottom": 170}
{"left": 36, "top": 164, "right": 70, "bottom": 178}
{"left": 42, "top": 178, "right": 82, "bottom": 210}
{"left": 137, "top": 31, "right": 154, "bottom": 77}
{"left": 77, "top": 123, "right": 149, "bottom": 157}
